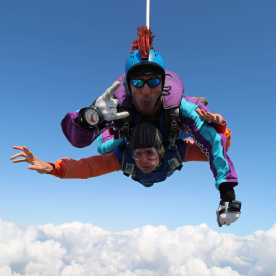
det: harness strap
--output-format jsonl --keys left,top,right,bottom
{"left": 165, "top": 143, "right": 183, "bottom": 173}
{"left": 122, "top": 148, "right": 137, "bottom": 177}
{"left": 163, "top": 107, "right": 184, "bottom": 145}
{"left": 115, "top": 106, "right": 136, "bottom": 142}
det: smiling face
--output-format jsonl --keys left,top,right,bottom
{"left": 134, "top": 148, "right": 160, "bottom": 174}
{"left": 130, "top": 74, "right": 163, "bottom": 117}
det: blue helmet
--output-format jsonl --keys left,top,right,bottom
{"left": 125, "top": 49, "right": 166, "bottom": 94}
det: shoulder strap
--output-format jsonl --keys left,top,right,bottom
{"left": 163, "top": 106, "right": 184, "bottom": 145}
{"left": 121, "top": 147, "right": 137, "bottom": 177}
{"left": 164, "top": 142, "right": 183, "bottom": 173}
{"left": 113, "top": 106, "right": 136, "bottom": 142}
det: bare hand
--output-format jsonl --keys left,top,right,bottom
{"left": 10, "top": 146, "right": 53, "bottom": 174}
{"left": 195, "top": 108, "right": 224, "bottom": 124}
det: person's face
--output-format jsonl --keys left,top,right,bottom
{"left": 134, "top": 148, "right": 160, "bottom": 174}
{"left": 130, "top": 74, "right": 162, "bottom": 113}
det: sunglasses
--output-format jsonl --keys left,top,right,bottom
{"left": 131, "top": 78, "right": 161, "bottom": 88}
{"left": 132, "top": 148, "right": 160, "bottom": 161}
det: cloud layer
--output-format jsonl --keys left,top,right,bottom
{"left": 1, "top": 218, "right": 276, "bottom": 276}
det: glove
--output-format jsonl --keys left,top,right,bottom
{"left": 95, "top": 81, "right": 129, "bottom": 121}
{"left": 216, "top": 200, "right": 241, "bottom": 227}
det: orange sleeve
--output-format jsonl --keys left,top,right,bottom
{"left": 213, "top": 120, "right": 226, "bottom": 134}
{"left": 49, "top": 160, "right": 67, "bottom": 178}
{"left": 184, "top": 128, "right": 232, "bottom": 162}
{"left": 213, "top": 120, "right": 231, "bottom": 151}
{"left": 225, "top": 128, "right": 231, "bottom": 152}
{"left": 50, "top": 153, "right": 121, "bottom": 179}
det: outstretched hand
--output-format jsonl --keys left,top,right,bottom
{"left": 10, "top": 146, "right": 53, "bottom": 174}
{"left": 195, "top": 108, "right": 224, "bottom": 124}
{"left": 95, "top": 81, "right": 129, "bottom": 121}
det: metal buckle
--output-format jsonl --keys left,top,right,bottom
{"left": 119, "top": 122, "right": 131, "bottom": 142}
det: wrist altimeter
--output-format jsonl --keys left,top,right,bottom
{"left": 80, "top": 105, "right": 104, "bottom": 128}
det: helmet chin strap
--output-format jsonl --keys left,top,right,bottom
{"left": 153, "top": 155, "right": 162, "bottom": 170}
{"left": 154, "top": 79, "right": 165, "bottom": 107}
{"left": 154, "top": 92, "right": 163, "bottom": 107}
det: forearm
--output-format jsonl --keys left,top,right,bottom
{"left": 184, "top": 127, "right": 231, "bottom": 162}
{"left": 49, "top": 153, "right": 121, "bottom": 179}
{"left": 61, "top": 109, "right": 113, "bottom": 148}
{"left": 219, "top": 183, "right": 237, "bottom": 201}
{"left": 180, "top": 97, "right": 238, "bottom": 189}
{"left": 212, "top": 121, "right": 231, "bottom": 151}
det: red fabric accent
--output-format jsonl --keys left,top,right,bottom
{"left": 130, "top": 26, "right": 155, "bottom": 58}
{"left": 114, "top": 132, "right": 119, "bottom": 140}
{"left": 108, "top": 128, "right": 119, "bottom": 140}
{"left": 213, "top": 121, "right": 227, "bottom": 134}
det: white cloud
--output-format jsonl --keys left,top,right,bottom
{"left": 1, "top": 219, "right": 276, "bottom": 276}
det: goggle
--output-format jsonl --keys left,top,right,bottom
{"left": 131, "top": 78, "right": 161, "bottom": 88}
{"left": 132, "top": 148, "right": 160, "bottom": 161}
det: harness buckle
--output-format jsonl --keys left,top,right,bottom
{"left": 169, "top": 120, "right": 181, "bottom": 146}
{"left": 168, "top": 144, "right": 177, "bottom": 151}
{"left": 118, "top": 122, "right": 131, "bottom": 142}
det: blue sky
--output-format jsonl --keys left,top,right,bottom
{"left": 1, "top": 0, "right": 276, "bottom": 239}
